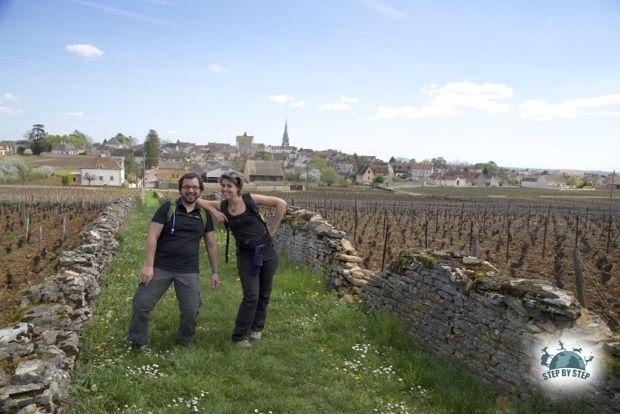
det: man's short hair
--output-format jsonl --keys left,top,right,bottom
{"left": 178, "top": 172, "right": 204, "bottom": 191}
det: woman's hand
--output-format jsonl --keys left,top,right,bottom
{"left": 211, "top": 210, "right": 227, "bottom": 224}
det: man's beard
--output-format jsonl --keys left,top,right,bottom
{"left": 182, "top": 193, "right": 197, "bottom": 203}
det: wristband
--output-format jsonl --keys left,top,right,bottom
{"left": 211, "top": 268, "right": 219, "bottom": 273}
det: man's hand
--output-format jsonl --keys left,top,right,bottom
{"left": 211, "top": 272, "right": 219, "bottom": 290}
{"left": 141, "top": 265, "right": 154, "bottom": 286}
{"left": 268, "top": 225, "right": 277, "bottom": 237}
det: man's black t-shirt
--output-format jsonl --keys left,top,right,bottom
{"left": 151, "top": 199, "right": 214, "bottom": 273}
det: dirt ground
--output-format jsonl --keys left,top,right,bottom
{"left": 0, "top": 206, "right": 101, "bottom": 327}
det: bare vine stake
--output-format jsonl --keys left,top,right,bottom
{"left": 572, "top": 247, "right": 586, "bottom": 307}
{"left": 424, "top": 218, "right": 428, "bottom": 249}
{"left": 381, "top": 222, "right": 390, "bottom": 271}
{"left": 605, "top": 214, "right": 612, "bottom": 254}
{"left": 574, "top": 215, "right": 579, "bottom": 248}
{"left": 62, "top": 217, "right": 67, "bottom": 242}
{"left": 353, "top": 200, "right": 358, "bottom": 242}
{"left": 506, "top": 216, "right": 511, "bottom": 262}
{"left": 38, "top": 226, "right": 43, "bottom": 256}
{"left": 542, "top": 206, "right": 550, "bottom": 258}
{"left": 24, "top": 215, "right": 30, "bottom": 243}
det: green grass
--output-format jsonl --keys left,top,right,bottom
{"left": 68, "top": 192, "right": 582, "bottom": 414}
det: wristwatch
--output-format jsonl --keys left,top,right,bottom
{"left": 211, "top": 268, "right": 219, "bottom": 273}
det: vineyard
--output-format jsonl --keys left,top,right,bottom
{"left": 0, "top": 187, "right": 141, "bottom": 327}
{"left": 274, "top": 190, "right": 620, "bottom": 331}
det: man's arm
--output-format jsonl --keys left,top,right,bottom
{"left": 204, "top": 231, "right": 219, "bottom": 290}
{"left": 141, "top": 221, "right": 164, "bottom": 286}
{"left": 250, "top": 194, "right": 287, "bottom": 236}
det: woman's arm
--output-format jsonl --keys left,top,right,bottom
{"left": 251, "top": 194, "right": 286, "bottom": 236}
{"left": 196, "top": 198, "right": 227, "bottom": 223}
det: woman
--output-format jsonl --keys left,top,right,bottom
{"left": 197, "top": 173, "right": 286, "bottom": 347}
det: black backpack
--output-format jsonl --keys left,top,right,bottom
{"left": 220, "top": 193, "right": 269, "bottom": 263}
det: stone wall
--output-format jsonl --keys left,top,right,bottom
{"left": 272, "top": 207, "right": 374, "bottom": 297}
{"left": 0, "top": 197, "right": 136, "bottom": 413}
{"left": 274, "top": 206, "right": 620, "bottom": 413}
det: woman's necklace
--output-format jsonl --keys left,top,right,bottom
{"left": 230, "top": 197, "right": 242, "bottom": 213}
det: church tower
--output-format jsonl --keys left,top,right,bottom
{"left": 282, "top": 120, "right": 289, "bottom": 147}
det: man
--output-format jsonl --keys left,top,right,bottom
{"left": 128, "top": 173, "right": 219, "bottom": 348}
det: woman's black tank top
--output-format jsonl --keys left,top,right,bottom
{"left": 224, "top": 206, "right": 267, "bottom": 243}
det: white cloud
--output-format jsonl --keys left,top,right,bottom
{"left": 364, "top": 0, "right": 406, "bottom": 21}
{"left": 4, "top": 93, "right": 17, "bottom": 101}
{"left": 0, "top": 106, "right": 23, "bottom": 115}
{"left": 290, "top": 100, "right": 307, "bottom": 109}
{"left": 318, "top": 96, "right": 359, "bottom": 111}
{"left": 65, "top": 111, "right": 107, "bottom": 122}
{"left": 519, "top": 94, "right": 620, "bottom": 120}
{"left": 372, "top": 81, "right": 513, "bottom": 119}
{"left": 209, "top": 64, "right": 223, "bottom": 72}
{"left": 167, "top": 130, "right": 180, "bottom": 135}
{"left": 269, "top": 94, "right": 289, "bottom": 103}
{"left": 66, "top": 112, "right": 86, "bottom": 119}
{"left": 65, "top": 43, "right": 104, "bottom": 59}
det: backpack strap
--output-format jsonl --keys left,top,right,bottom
{"left": 220, "top": 199, "right": 230, "bottom": 263}
{"left": 164, "top": 200, "right": 177, "bottom": 235}
{"left": 242, "top": 193, "right": 269, "bottom": 232}
{"left": 165, "top": 199, "right": 208, "bottom": 235}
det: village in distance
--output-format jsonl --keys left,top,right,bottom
{"left": 0, "top": 122, "right": 617, "bottom": 195}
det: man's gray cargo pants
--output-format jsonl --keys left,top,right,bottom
{"left": 128, "top": 268, "right": 201, "bottom": 346}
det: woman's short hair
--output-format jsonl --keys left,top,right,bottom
{"left": 219, "top": 173, "right": 243, "bottom": 193}
{"left": 178, "top": 172, "right": 204, "bottom": 191}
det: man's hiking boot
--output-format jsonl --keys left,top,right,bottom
{"left": 249, "top": 331, "right": 262, "bottom": 341}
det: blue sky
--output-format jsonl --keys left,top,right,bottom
{"left": 1, "top": 0, "right": 619, "bottom": 171}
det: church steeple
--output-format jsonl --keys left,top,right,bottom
{"left": 282, "top": 120, "right": 289, "bottom": 147}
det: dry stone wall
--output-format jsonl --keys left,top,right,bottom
{"left": 272, "top": 207, "right": 374, "bottom": 297}
{"left": 0, "top": 197, "right": 136, "bottom": 414}
{"left": 274, "top": 205, "right": 620, "bottom": 414}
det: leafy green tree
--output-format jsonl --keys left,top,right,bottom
{"left": 143, "top": 129, "right": 160, "bottom": 169}
{"left": 373, "top": 174, "right": 385, "bottom": 184}
{"left": 431, "top": 157, "right": 447, "bottom": 168}
{"left": 307, "top": 157, "right": 340, "bottom": 186}
{"left": 16, "top": 161, "right": 33, "bottom": 184}
{"left": 61, "top": 173, "right": 72, "bottom": 186}
{"left": 285, "top": 171, "right": 301, "bottom": 181}
{"left": 28, "top": 124, "right": 51, "bottom": 155}
{"left": 567, "top": 176, "right": 584, "bottom": 187}
{"left": 321, "top": 166, "right": 340, "bottom": 186}
{"left": 475, "top": 161, "right": 499, "bottom": 176}
{"left": 113, "top": 133, "right": 129, "bottom": 145}
{"left": 48, "top": 130, "right": 89, "bottom": 147}
{"left": 124, "top": 154, "right": 138, "bottom": 183}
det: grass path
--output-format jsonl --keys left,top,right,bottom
{"left": 68, "top": 193, "right": 560, "bottom": 414}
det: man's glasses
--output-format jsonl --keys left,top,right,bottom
{"left": 182, "top": 185, "right": 201, "bottom": 190}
